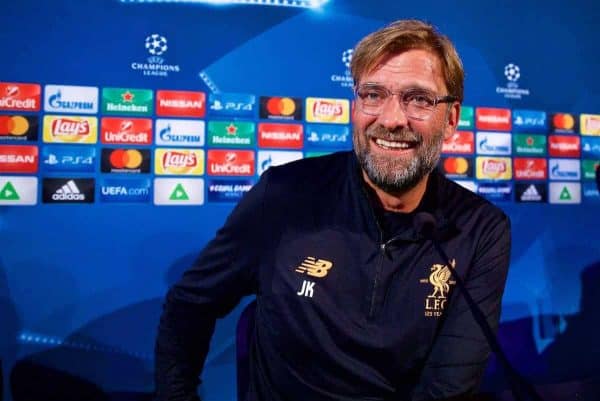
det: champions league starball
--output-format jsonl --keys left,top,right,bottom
{"left": 504, "top": 63, "right": 520, "bottom": 82}
{"left": 145, "top": 34, "right": 168, "bottom": 56}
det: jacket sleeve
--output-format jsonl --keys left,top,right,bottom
{"left": 411, "top": 210, "right": 512, "bottom": 401}
{"left": 154, "top": 170, "right": 270, "bottom": 401}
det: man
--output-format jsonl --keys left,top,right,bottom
{"left": 155, "top": 19, "right": 511, "bottom": 401}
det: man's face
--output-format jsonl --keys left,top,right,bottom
{"left": 352, "top": 49, "right": 459, "bottom": 194}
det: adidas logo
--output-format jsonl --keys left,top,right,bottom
{"left": 520, "top": 184, "right": 541, "bottom": 201}
{"left": 52, "top": 180, "right": 85, "bottom": 201}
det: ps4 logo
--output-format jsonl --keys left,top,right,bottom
{"left": 208, "top": 93, "right": 256, "bottom": 117}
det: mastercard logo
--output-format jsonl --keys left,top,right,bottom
{"left": 552, "top": 113, "right": 575, "bottom": 131}
{"left": 109, "top": 149, "right": 143, "bottom": 169}
{"left": 443, "top": 157, "right": 470, "bottom": 175}
{"left": 266, "top": 97, "right": 296, "bottom": 116}
{"left": 0, "top": 115, "right": 32, "bottom": 136}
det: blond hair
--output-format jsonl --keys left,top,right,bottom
{"left": 350, "top": 19, "right": 464, "bottom": 102}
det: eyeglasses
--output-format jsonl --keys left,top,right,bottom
{"left": 354, "top": 84, "right": 457, "bottom": 121}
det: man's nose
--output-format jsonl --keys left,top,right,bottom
{"left": 376, "top": 95, "right": 409, "bottom": 129}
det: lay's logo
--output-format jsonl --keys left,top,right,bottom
{"left": 155, "top": 148, "right": 204, "bottom": 175}
{"left": 305, "top": 98, "right": 349, "bottom": 123}
{"left": 43, "top": 115, "right": 97, "bottom": 144}
{"left": 476, "top": 157, "right": 512, "bottom": 180}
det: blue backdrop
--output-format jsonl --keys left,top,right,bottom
{"left": 1, "top": 1, "right": 599, "bottom": 400}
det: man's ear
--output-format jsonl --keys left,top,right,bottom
{"left": 444, "top": 102, "right": 461, "bottom": 140}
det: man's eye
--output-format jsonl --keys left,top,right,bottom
{"left": 362, "top": 90, "right": 385, "bottom": 101}
{"left": 406, "top": 92, "right": 434, "bottom": 106}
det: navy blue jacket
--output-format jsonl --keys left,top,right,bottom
{"left": 155, "top": 151, "right": 511, "bottom": 401}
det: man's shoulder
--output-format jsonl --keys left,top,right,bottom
{"left": 266, "top": 151, "right": 352, "bottom": 185}
{"left": 435, "top": 172, "right": 508, "bottom": 225}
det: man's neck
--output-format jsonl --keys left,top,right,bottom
{"left": 362, "top": 171, "right": 430, "bottom": 213}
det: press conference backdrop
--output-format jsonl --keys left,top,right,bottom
{"left": 1, "top": 0, "right": 599, "bottom": 400}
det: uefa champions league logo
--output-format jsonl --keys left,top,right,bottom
{"left": 145, "top": 34, "right": 168, "bottom": 56}
{"left": 342, "top": 48, "right": 353, "bottom": 69}
{"left": 496, "top": 62, "right": 529, "bottom": 100}
{"left": 330, "top": 48, "right": 354, "bottom": 88}
{"left": 504, "top": 63, "right": 520, "bottom": 82}
{"left": 130, "top": 33, "right": 180, "bottom": 77}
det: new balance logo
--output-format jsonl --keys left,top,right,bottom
{"left": 295, "top": 257, "right": 333, "bottom": 278}
{"left": 53, "top": 180, "right": 84, "bottom": 201}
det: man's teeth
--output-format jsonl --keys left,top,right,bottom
{"left": 374, "top": 138, "right": 413, "bottom": 149}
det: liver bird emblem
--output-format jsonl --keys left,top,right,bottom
{"left": 427, "top": 259, "right": 456, "bottom": 299}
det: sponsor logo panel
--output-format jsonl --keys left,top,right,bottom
{"left": 154, "top": 178, "right": 204, "bottom": 205}
{"left": 477, "top": 182, "right": 513, "bottom": 201}
{"left": 42, "top": 178, "right": 95, "bottom": 203}
{"left": 101, "top": 117, "right": 153, "bottom": 145}
{"left": 582, "top": 182, "right": 600, "bottom": 203}
{"left": 43, "top": 115, "right": 98, "bottom": 144}
{"left": 548, "top": 135, "right": 580, "bottom": 158}
{"left": 458, "top": 106, "right": 474, "bottom": 130}
{"left": 207, "top": 178, "right": 255, "bottom": 202}
{"left": 515, "top": 182, "right": 547, "bottom": 203}
{"left": 439, "top": 157, "right": 473, "bottom": 178}
{"left": 549, "top": 182, "right": 581, "bottom": 204}
{"left": 154, "top": 148, "right": 204, "bottom": 175}
{"left": 476, "top": 132, "right": 512, "bottom": 155}
{"left": 581, "top": 159, "right": 600, "bottom": 180}
{"left": 305, "top": 124, "right": 351, "bottom": 149}
{"left": 550, "top": 113, "right": 577, "bottom": 134}
{"left": 475, "top": 157, "right": 512, "bottom": 180}
{"left": 452, "top": 180, "right": 477, "bottom": 193}
{"left": 208, "top": 93, "right": 256, "bottom": 118}
{"left": 0, "top": 176, "right": 37, "bottom": 205}
{"left": 0, "top": 145, "right": 38, "bottom": 173}
{"left": 102, "top": 88, "right": 153, "bottom": 116}
{"left": 207, "top": 150, "right": 254, "bottom": 176}
{"left": 99, "top": 177, "right": 151, "bottom": 203}
{"left": 549, "top": 158, "right": 580, "bottom": 181}
{"left": 305, "top": 97, "right": 350, "bottom": 124}
{"left": 513, "top": 158, "right": 547, "bottom": 180}
{"left": 42, "top": 145, "right": 96, "bottom": 172}
{"left": 582, "top": 137, "right": 600, "bottom": 159}
{"left": 259, "top": 96, "right": 302, "bottom": 120}
{"left": 207, "top": 121, "right": 254, "bottom": 147}
{"left": 475, "top": 108, "right": 511, "bottom": 131}
{"left": 0, "top": 115, "right": 39, "bottom": 141}
{"left": 580, "top": 114, "right": 600, "bottom": 136}
{"left": 258, "top": 123, "right": 303, "bottom": 149}
{"left": 101, "top": 148, "right": 151, "bottom": 173}
{"left": 512, "top": 110, "right": 547, "bottom": 132}
{"left": 513, "top": 134, "right": 546, "bottom": 155}
{"left": 44, "top": 85, "right": 98, "bottom": 114}
{"left": 442, "top": 131, "right": 474, "bottom": 154}
{"left": 0, "top": 82, "right": 41, "bottom": 111}
{"left": 257, "top": 150, "right": 303, "bottom": 175}
{"left": 156, "top": 119, "right": 205, "bottom": 147}
{"left": 156, "top": 90, "right": 205, "bottom": 117}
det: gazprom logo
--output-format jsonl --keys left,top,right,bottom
{"left": 549, "top": 158, "right": 580, "bottom": 180}
{"left": 304, "top": 124, "right": 351, "bottom": 149}
{"left": 476, "top": 132, "right": 511, "bottom": 155}
{"left": 44, "top": 85, "right": 98, "bottom": 114}
{"left": 155, "top": 119, "right": 205, "bottom": 146}
{"left": 512, "top": 110, "right": 547, "bottom": 132}
{"left": 208, "top": 93, "right": 256, "bottom": 118}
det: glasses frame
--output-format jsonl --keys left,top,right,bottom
{"left": 354, "top": 83, "right": 457, "bottom": 121}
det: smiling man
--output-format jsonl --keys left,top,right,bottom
{"left": 155, "top": 19, "right": 511, "bottom": 401}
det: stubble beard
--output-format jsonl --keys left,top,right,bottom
{"left": 353, "top": 124, "right": 445, "bottom": 194}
